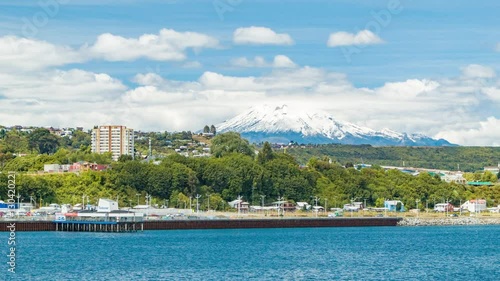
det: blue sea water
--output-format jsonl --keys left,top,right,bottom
{"left": 1, "top": 226, "right": 499, "bottom": 281}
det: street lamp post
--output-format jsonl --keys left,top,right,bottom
{"left": 313, "top": 196, "right": 320, "bottom": 218}
{"left": 195, "top": 194, "right": 201, "bottom": 215}
{"left": 416, "top": 199, "right": 420, "bottom": 218}
{"left": 446, "top": 198, "right": 449, "bottom": 217}
{"left": 237, "top": 195, "right": 242, "bottom": 217}
{"left": 324, "top": 198, "right": 328, "bottom": 214}
{"left": 136, "top": 193, "right": 140, "bottom": 206}
{"left": 277, "top": 196, "right": 284, "bottom": 217}
{"left": 207, "top": 194, "right": 210, "bottom": 212}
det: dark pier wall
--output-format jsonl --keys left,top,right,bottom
{"left": 0, "top": 221, "right": 55, "bottom": 231}
{"left": 0, "top": 218, "right": 401, "bottom": 232}
{"left": 143, "top": 218, "right": 401, "bottom": 230}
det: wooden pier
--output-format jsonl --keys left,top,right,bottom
{"left": 54, "top": 221, "right": 143, "bottom": 232}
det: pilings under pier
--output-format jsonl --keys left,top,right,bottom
{"left": 54, "top": 221, "right": 142, "bottom": 232}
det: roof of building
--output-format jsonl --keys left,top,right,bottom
{"left": 467, "top": 181, "right": 493, "bottom": 186}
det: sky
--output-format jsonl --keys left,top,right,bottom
{"left": 0, "top": 0, "right": 499, "bottom": 145}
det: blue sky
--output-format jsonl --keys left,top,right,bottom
{"left": 0, "top": 0, "right": 499, "bottom": 145}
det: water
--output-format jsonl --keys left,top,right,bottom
{"left": 1, "top": 226, "right": 499, "bottom": 280}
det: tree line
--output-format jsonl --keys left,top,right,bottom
{"left": 0, "top": 132, "right": 498, "bottom": 210}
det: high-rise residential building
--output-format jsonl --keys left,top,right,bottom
{"left": 91, "top": 125, "right": 134, "bottom": 161}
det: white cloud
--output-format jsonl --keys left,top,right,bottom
{"left": 273, "top": 55, "right": 296, "bottom": 68}
{"left": 230, "top": 55, "right": 296, "bottom": 68}
{"left": 376, "top": 79, "right": 440, "bottom": 99}
{"left": 233, "top": 26, "right": 294, "bottom": 45}
{"left": 1, "top": 61, "right": 499, "bottom": 145}
{"left": 435, "top": 117, "right": 500, "bottom": 146}
{"left": 461, "top": 64, "right": 496, "bottom": 78}
{"left": 0, "top": 36, "right": 83, "bottom": 71}
{"left": 327, "top": 30, "right": 384, "bottom": 47}
{"left": 0, "top": 69, "right": 128, "bottom": 128}
{"left": 0, "top": 29, "right": 218, "bottom": 72}
{"left": 87, "top": 28, "right": 219, "bottom": 61}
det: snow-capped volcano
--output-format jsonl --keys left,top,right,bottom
{"left": 216, "top": 105, "right": 454, "bottom": 146}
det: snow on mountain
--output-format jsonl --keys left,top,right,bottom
{"left": 216, "top": 105, "right": 455, "bottom": 146}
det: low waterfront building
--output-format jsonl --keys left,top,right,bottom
{"left": 296, "top": 202, "right": 311, "bottom": 210}
{"left": 344, "top": 202, "right": 364, "bottom": 211}
{"left": 384, "top": 200, "right": 405, "bottom": 212}
{"left": 460, "top": 199, "right": 487, "bottom": 213}
{"left": 434, "top": 203, "right": 454, "bottom": 212}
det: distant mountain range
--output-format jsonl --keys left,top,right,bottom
{"left": 216, "top": 105, "right": 455, "bottom": 146}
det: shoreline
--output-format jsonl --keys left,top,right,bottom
{"left": 398, "top": 217, "right": 500, "bottom": 226}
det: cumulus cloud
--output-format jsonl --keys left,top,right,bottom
{"left": 0, "top": 36, "right": 84, "bottom": 71}
{"left": 0, "top": 29, "right": 218, "bottom": 72}
{"left": 461, "top": 64, "right": 496, "bottom": 78}
{"left": 233, "top": 26, "right": 294, "bottom": 45}
{"left": 435, "top": 117, "right": 500, "bottom": 146}
{"left": 87, "top": 29, "right": 219, "bottom": 61}
{"left": 230, "top": 55, "right": 296, "bottom": 68}
{"left": 1, "top": 50, "right": 499, "bottom": 145}
{"left": 376, "top": 79, "right": 440, "bottom": 99}
{"left": 327, "top": 30, "right": 384, "bottom": 47}
{"left": 0, "top": 69, "right": 128, "bottom": 128}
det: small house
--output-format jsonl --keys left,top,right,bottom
{"left": 434, "top": 203, "right": 454, "bottom": 212}
{"left": 460, "top": 199, "right": 487, "bottom": 213}
{"left": 384, "top": 200, "right": 405, "bottom": 212}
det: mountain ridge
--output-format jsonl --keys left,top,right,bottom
{"left": 216, "top": 105, "right": 455, "bottom": 146}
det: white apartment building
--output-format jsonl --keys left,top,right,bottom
{"left": 91, "top": 125, "right": 134, "bottom": 161}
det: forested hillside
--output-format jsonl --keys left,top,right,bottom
{"left": 0, "top": 132, "right": 498, "bottom": 210}
{"left": 284, "top": 144, "right": 500, "bottom": 172}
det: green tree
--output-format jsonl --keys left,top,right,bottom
{"left": 210, "top": 132, "right": 254, "bottom": 158}
{"left": 257, "top": 142, "right": 274, "bottom": 164}
{"left": 28, "top": 128, "right": 60, "bottom": 154}
{"left": 203, "top": 125, "right": 210, "bottom": 133}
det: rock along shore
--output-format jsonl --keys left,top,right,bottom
{"left": 398, "top": 217, "right": 500, "bottom": 226}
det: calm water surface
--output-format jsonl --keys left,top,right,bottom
{"left": 1, "top": 226, "right": 499, "bottom": 280}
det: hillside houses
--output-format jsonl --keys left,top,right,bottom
{"left": 43, "top": 162, "right": 110, "bottom": 173}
